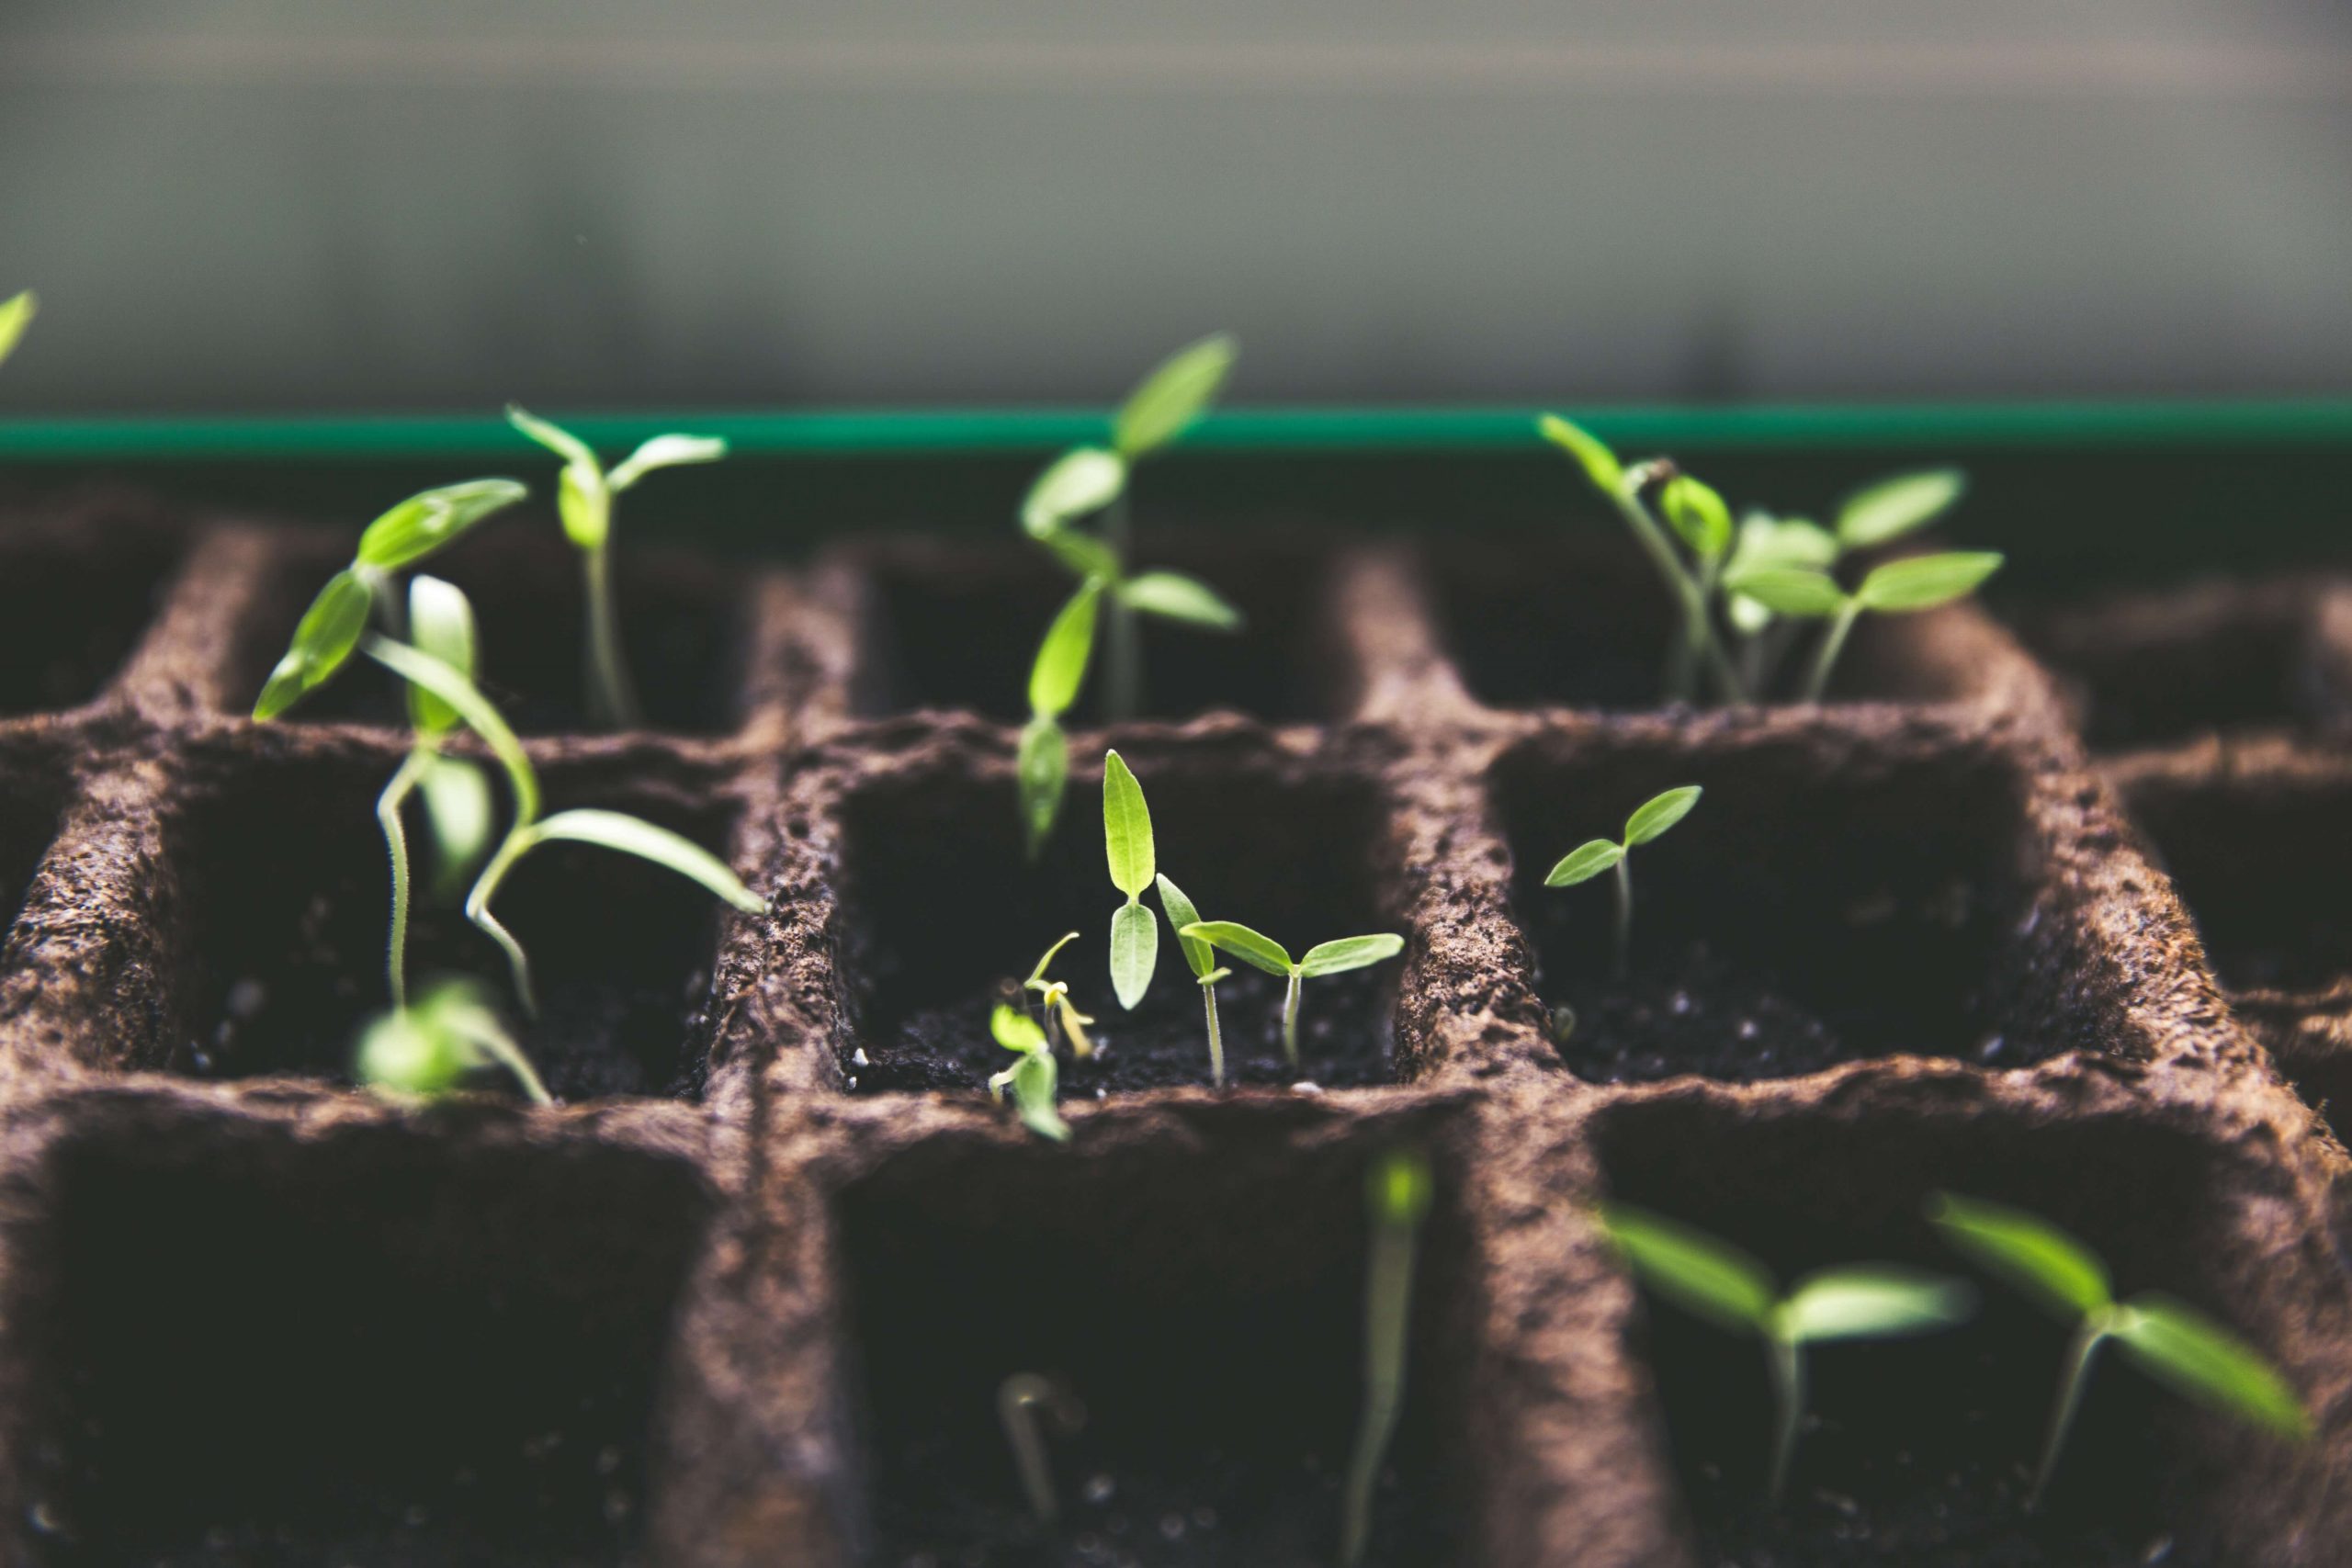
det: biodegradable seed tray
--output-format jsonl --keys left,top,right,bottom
{"left": 0, "top": 484, "right": 2346, "bottom": 1568}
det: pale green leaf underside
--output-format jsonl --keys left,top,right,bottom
{"left": 406, "top": 575, "right": 477, "bottom": 736}
{"left": 1838, "top": 468, "right": 1966, "bottom": 550}
{"left": 1537, "top": 412, "right": 1624, "bottom": 493}
{"left": 1599, "top": 1203, "right": 1775, "bottom": 1333}
{"left": 361, "top": 635, "right": 541, "bottom": 823}
{"left": 1624, "top": 785, "right": 1702, "bottom": 846}
{"left": 1857, "top": 551, "right": 2004, "bottom": 613}
{"left": 0, "top": 290, "right": 33, "bottom": 367}
{"left": 1928, "top": 1192, "right": 2112, "bottom": 1318}
{"left": 1780, "top": 1268, "right": 1975, "bottom": 1344}
{"left": 1298, "top": 933, "right": 1405, "bottom": 976}
{"left": 1730, "top": 514, "right": 1838, "bottom": 577}
{"left": 1028, "top": 580, "right": 1102, "bottom": 716}
{"left": 1110, "top": 901, "right": 1159, "bottom": 1010}
{"left": 609, "top": 433, "right": 727, "bottom": 491}
{"left": 417, "top": 755, "right": 494, "bottom": 875}
{"left": 1115, "top": 333, "right": 1237, "bottom": 457}
{"left": 1155, "top": 874, "right": 1215, "bottom": 978}
{"left": 526, "top": 808, "right": 763, "bottom": 913}
{"left": 1181, "top": 920, "right": 1293, "bottom": 976}
{"left": 1724, "top": 566, "right": 1848, "bottom": 618}
{"left": 1545, "top": 839, "right": 1623, "bottom": 886}
{"left": 1102, "top": 750, "right": 1155, "bottom": 897}
{"left": 2110, "top": 1296, "right": 2309, "bottom": 1438}
{"left": 1119, "top": 571, "right": 1243, "bottom": 630}
{"left": 1022, "top": 447, "right": 1126, "bottom": 536}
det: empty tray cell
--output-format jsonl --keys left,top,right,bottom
{"left": 6, "top": 1101, "right": 710, "bottom": 1566}
{"left": 844, "top": 534, "right": 1345, "bottom": 723}
{"left": 161, "top": 739, "right": 746, "bottom": 1099}
{"left": 0, "top": 501, "right": 183, "bottom": 716}
{"left": 232, "top": 531, "right": 749, "bottom": 736}
{"left": 1428, "top": 530, "right": 1997, "bottom": 713}
{"left": 831, "top": 742, "right": 1406, "bottom": 1094}
{"left": 1490, "top": 725, "right": 2071, "bottom": 1083}
{"left": 2020, "top": 577, "right": 2352, "bottom": 751}
{"left": 837, "top": 1113, "right": 1472, "bottom": 1566}
{"left": 1594, "top": 1092, "right": 2322, "bottom": 1565}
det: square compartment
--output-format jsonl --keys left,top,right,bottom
{"left": 4, "top": 1102, "right": 709, "bottom": 1565}
{"left": 159, "top": 741, "right": 746, "bottom": 1100}
{"left": 830, "top": 746, "right": 1406, "bottom": 1095}
{"left": 1489, "top": 727, "right": 2074, "bottom": 1083}
{"left": 0, "top": 503, "right": 184, "bottom": 716}
{"left": 837, "top": 1115, "right": 1471, "bottom": 1566}
{"left": 1594, "top": 1094, "right": 2312, "bottom": 1564}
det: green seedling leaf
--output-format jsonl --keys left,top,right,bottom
{"left": 1298, "top": 934, "right": 1406, "bottom": 977}
{"left": 254, "top": 568, "right": 374, "bottom": 719}
{"left": 1114, "top": 333, "right": 1237, "bottom": 457}
{"left": 1623, "top": 785, "right": 1702, "bottom": 846}
{"left": 1838, "top": 468, "right": 1966, "bottom": 551}
{"left": 1102, "top": 750, "right": 1155, "bottom": 897}
{"left": 526, "top": 808, "right": 764, "bottom": 913}
{"left": 992, "top": 1002, "right": 1050, "bottom": 1055}
{"left": 505, "top": 403, "right": 600, "bottom": 470}
{"left": 1017, "top": 714, "right": 1069, "bottom": 858}
{"left": 418, "top": 755, "right": 494, "bottom": 889}
{"left": 1110, "top": 901, "right": 1159, "bottom": 1010}
{"left": 1856, "top": 551, "right": 2004, "bottom": 613}
{"left": 1034, "top": 525, "right": 1122, "bottom": 582}
{"left": 1119, "top": 571, "right": 1242, "bottom": 630}
{"left": 1729, "top": 513, "right": 1838, "bottom": 576}
{"left": 362, "top": 636, "right": 540, "bottom": 822}
{"left": 1029, "top": 580, "right": 1103, "bottom": 717}
{"left": 2110, "top": 1297, "right": 2310, "bottom": 1439}
{"left": 1025, "top": 931, "right": 1082, "bottom": 991}
{"left": 1537, "top": 413, "right": 1624, "bottom": 493}
{"left": 405, "top": 575, "right": 477, "bottom": 738}
{"left": 1544, "top": 839, "right": 1623, "bottom": 887}
{"left": 1156, "top": 874, "right": 1215, "bottom": 978}
{"left": 1779, "top": 1268, "right": 1976, "bottom": 1343}
{"left": 1011, "top": 1048, "right": 1069, "bottom": 1141}
{"left": 1928, "top": 1193, "right": 2112, "bottom": 1318}
{"left": 0, "top": 290, "right": 33, "bottom": 367}
{"left": 1181, "top": 920, "right": 1293, "bottom": 977}
{"left": 1724, "top": 566, "right": 1847, "bottom": 619}
{"left": 608, "top": 433, "right": 727, "bottom": 491}
{"left": 356, "top": 479, "right": 529, "bottom": 570}
{"left": 1022, "top": 447, "right": 1127, "bottom": 537}
{"left": 357, "top": 978, "right": 550, "bottom": 1106}
{"left": 1661, "top": 475, "right": 1732, "bottom": 559}
{"left": 1597, "top": 1202, "right": 1775, "bottom": 1333}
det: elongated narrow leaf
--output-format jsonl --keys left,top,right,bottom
{"left": 992, "top": 1001, "right": 1049, "bottom": 1054}
{"left": 526, "top": 808, "right": 763, "bottom": 913}
{"left": 1102, "top": 750, "right": 1155, "bottom": 897}
{"left": 254, "top": 568, "right": 374, "bottom": 719}
{"left": 2111, "top": 1296, "right": 2309, "bottom": 1439}
{"left": 1928, "top": 1193, "right": 2111, "bottom": 1318}
{"left": 1110, "top": 900, "right": 1159, "bottom": 1010}
{"left": 0, "top": 290, "right": 33, "bottom": 367}
{"left": 1181, "top": 920, "right": 1293, "bottom": 976}
{"left": 1537, "top": 413, "right": 1624, "bottom": 493}
{"left": 1022, "top": 447, "right": 1126, "bottom": 537}
{"left": 1544, "top": 839, "right": 1623, "bottom": 887}
{"left": 1623, "top": 785, "right": 1702, "bottom": 846}
{"left": 1034, "top": 525, "right": 1122, "bottom": 582}
{"left": 1597, "top": 1203, "right": 1775, "bottom": 1334}
{"left": 1838, "top": 468, "right": 1966, "bottom": 550}
{"left": 1012, "top": 1047, "right": 1070, "bottom": 1142}
{"left": 1156, "top": 874, "right": 1216, "bottom": 979}
{"left": 1856, "top": 551, "right": 2004, "bottom": 614}
{"left": 1661, "top": 476, "right": 1733, "bottom": 560}
{"left": 356, "top": 479, "right": 530, "bottom": 570}
{"left": 405, "top": 575, "right": 477, "bottom": 737}
{"left": 1029, "top": 580, "right": 1103, "bottom": 717}
{"left": 505, "top": 404, "right": 599, "bottom": 470}
{"left": 1298, "top": 933, "right": 1406, "bottom": 977}
{"left": 1115, "top": 333, "right": 1237, "bottom": 457}
{"left": 1017, "top": 714, "right": 1069, "bottom": 856}
{"left": 1119, "top": 571, "right": 1242, "bottom": 631}
{"left": 362, "top": 635, "right": 541, "bottom": 823}
{"left": 608, "top": 433, "right": 727, "bottom": 491}
{"left": 418, "top": 755, "right": 494, "bottom": 887}
{"left": 1026, "top": 931, "right": 1081, "bottom": 988}
{"left": 1780, "top": 1267, "right": 1976, "bottom": 1344}
{"left": 1723, "top": 566, "right": 1847, "bottom": 619}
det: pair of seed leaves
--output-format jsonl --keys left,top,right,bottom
{"left": 0, "top": 290, "right": 33, "bottom": 369}
{"left": 504, "top": 405, "right": 725, "bottom": 554}
{"left": 1544, "top": 785, "right": 1702, "bottom": 888}
{"left": 989, "top": 1003, "right": 1070, "bottom": 1144}
{"left": 1101, "top": 750, "right": 1402, "bottom": 1008}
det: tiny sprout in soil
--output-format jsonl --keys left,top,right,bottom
{"left": 1600, "top": 1201, "right": 1975, "bottom": 1503}
{"left": 1101, "top": 750, "right": 1159, "bottom": 1010}
{"left": 0, "top": 288, "right": 33, "bottom": 368}
{"left": 989, "top": 1003, "right": 1069, "bottom": 1143}
{"left": 1179, "top": 920, "right": 1404, "bottom": 1072}
{"left": 507, "top": 405, "right": 728, "bottom": 730}
{"left": 1928, "top": 1191, "right": 2308, "bottom": 1509}
{"left": 1023, "top": 931, "right": 1096, "bottom": 1059}
{"left": 1728, "top": 548, "right": 2006, "bottom": 704}
{"left": 997, "top": 1371, "right": 1084, "bottom": 1525}
{"left": 1341, "top": 1147, "right": 1433, "bottom": 1568}
{"left": 1019, "top": 578, "right": 1102, "bottom": 857}
{"left": 1154, "top": 873, "right": 1233, "bottom": 1087}
{"left": 356, "top": 976, "right": 550, "bottom": 1106}
{"left": 1546, "top": 784, "right": 1702, "bottom": 981}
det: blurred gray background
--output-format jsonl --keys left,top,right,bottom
{"left": 4, "top": 1, "right": 2350, "bottom": 412}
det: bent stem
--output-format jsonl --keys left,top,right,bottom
{"left": 1281, "top": 968, "right": 1303, "bottom": 1069}
{"left": 1804, "top": 600, "right": 1863, "bottom": 705}
{"left": 377, "top": 750, "right": 431, "bottom": 1010}
{"left": 998, "top": 1373, "right": 1069, "bottom": 1525}
{"left": 1611, "top": 857, "right": 1634, "bottom": 982}
{"left": 582, "top": 544, "right": 642, "bottom": 729}
{"left": 2030, "top": 1316, "right": 2108, "bottom": 1512}
{"left": 1766, "top": 1331, "right": 1805, "bottom": 1505}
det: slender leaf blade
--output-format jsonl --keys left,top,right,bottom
{"left": 1729, "top": 513, "right": 1838, "bottom": 576}
{"left": 0, "top": 290, "right": 33, "bottom": 367}
{"left": 1011, "top": 1047, "right": 1070, "bottom": 1142}
{"left": 1598, "top": 1203, "right": 1776, "bottom": 1334}
{"left": 1928, "top": 1193, "right": 2112, "bottom": 1318}
{"left": 1838, "top": 468, "right": 1966, "bottom": 551}
{"left": 608, "top": 433, "right": 727, "bottom": 491}
{"left": 405, "top": 575, "right": 477, "bottom": 736}
{"left": 1035, "top": 525, "right": 1122, "bottom": 581}
{"left": 1181, "top": 920, "right": 1293, "bottom": 976}
{"left": 1623, "top": 785, "right": 1702, "bottom": 846}
{"left": 1155, "top": 874, "right": 1215, "bottom": 978}
{"left": 1537, "top": 413, "right": 1624, "bottom": 492}
{"left": 356, "top": 479, "right": 529, "bottom": 570}
{"left": 2111, "top": 1296, "right": 2309, "bottom": 1439}
{"left": 1723, "top": 566, "right": 1847, "bottom": 618}
{"left": 1119, "top": 571, "right": 1242, "bottom": 631}
{"left": 525, "top": 808, "right": 763, "bottom": 913}
{"left": 1855, "top": 552, "right": 2004, "bottom": 614}
{"left": 1102, "top": 750, "right": 1155, "bottom": 897}
{"left": 1028, "top": 581, "right": 1102, "bottom": 717}
{"left": 1781, "top": 1267, "right": 1976, "bottom": 1344}
{"left": 1544, "top": 839, "right": 1624, "bottom": 887}
{"left": 254, "top": 568, "right": 374, "bottom": 719}
{"left": 1017, "top": 714, "right": 1069, "bottom": 857}
{"left": 1110, "top": 900, "right": 1159, "bottom": 1010}
{"left": 1022, "top": 447, "right": 1126, "bottom": 537}
{"left": 1115, "top": 333, "right": 1237, "bottom": 457}
{"left": 992, "top": 1001, "right": 1049, "bottom": 1054}
{"left": 1298, "top": 933, "right": 1406, "bottom": 977}
{"left": 504, "top": 403, "right": 599, "bottom": 471}
{"left": 361, "top": 635, "right": 540, "bottom": 823}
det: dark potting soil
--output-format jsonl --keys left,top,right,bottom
{"left": 0, "top": 518, "right": 182, "bottom": 716}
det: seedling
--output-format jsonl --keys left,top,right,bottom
{"left": 998, "top": 1372, "right": 1084, "bottom": 1524}
{"left": 507, "top": 406, "right": 728, "bottom": 729}
{"left": 989, "top": 1003, "right": 1070, "bottom": 1143}
{"left": 0, "top": 290, "right": 33, "bottom": 368}
{"left": 1599, "top": 1201, "right": 1975, "bottom": 1502}
{"left": 1177, "top": 921, "right": 1405, "bottom": 1070}
{"left": 1340, "top": 1147, "right": 1434, "bottom": 1568}
{"left": 1018, "top": 579, "right": 1102, "bottom": 858}
{"left": 1022, "top": 931, "right": 1096, "bottom": 1059}
{"left": 1727, "top": 550, "right": 2005, "bottom": 704}
{"left": 1928, "top": 1192, "right": 2308, "bottom": 1509}
{"left": 1102, "top": 750, "right": 1159, "bottom": 1010}
{"left": 1545, "top": 785, "right": 1702, "bottom": 981}
{"left": 356, "top": 976, "right": 551, "bottom": 1106}
{"left": 1154, "top": 874, "right": 1232, "bottom": 1086}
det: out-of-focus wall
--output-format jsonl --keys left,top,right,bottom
{"left": 4, "top": 2, "right": 2350, "bottom": 411}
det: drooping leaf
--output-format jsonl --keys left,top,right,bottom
{"left": 0, "top": 290, "right": 34, "bottom": 367}
{"left": 417, "top": 755, "right": 494, "bottom": 888}
{"left": 1110, "top": 900, "right": 1159, "bottom": 1010}
{"left": 1011, "top": 1046, "right": 1070, "bottom": 1142}
{"left": 525, "top": 808, "right": 764, "bottom": 913}
{"left": 1034, "top": 525, "right": 1122, "bottom": 582}
{"left": 1661, "top": 476, "right": 1733, "bottom": 560}
{"left": 1180, "top": 920, "right": 1293, "bottom": 977}
{"left": 362, "top": 635, "right": 541, "bottom": 824}
{"left": 1119, "top": 571, "right": 1243, "bottom": 631}
{"left": 1155, "top": 874, "right": 1215, "bottom": 978}
{"left": 356, "top": 479, "right": 529, "bottom": 570}
{"left": 1838, "top": 468, "right": 1966, "bottom": 551}
{"left": 254, "top": 568, "right": 375, "bottom": 719}
{"left": 405, "top": 575, "right": 477, "bottom": 737}
{"left": 1114, "top": 333, "right": 1237, "bottom": 457}
{"left": 505, "top": 404, "right": 600, "bottom": 471}
{"left": 1025, "top": 931, "right": 1081, "bottom": 989}
{"left": 1779, "top": 1267, "right": 1976, "bottom": 1344}
{"left": 992, "top": 1002, "right": 1049, "bottom": 1054}
{"left": 1723, "top": 566, "right": 1848, "bottom": 619}
{"left": 2110, "top": 1296, "right": 2309, "bottom": 1439}
{"left": 1597, "top": 1203, "right": 1776, "bottom": 1334}
{"left": 1102, "top": 750, "right": 1155, "bottom": 898}
{"left": 608, "top": 433, "right": 727, "bottom": 491}
{"left": 1017, "top": 714, "right": 1070, "bottom": 857}
{"left": 1022, "top": 447, "right": 1126, "bottom": 537}
{"left": 1029, "top": 580, "right": 1103, "bottom": 718}
{"left": 1544, "top": 839, "right": 1624, "bottom": 887}
{"left": 1928, "top": 1193, "right": 2112, "bottom": 1319}
{"left": 1298, "top": 933, "right": 1406, "bottom": 977}
{"left": 1537, "top": 413, "right": 1624, "bottom": 493}
{"left": 1855, "top": 551, "right": 2004, "bottom": 614}
{"left": 1623, "top": 785, "right": 1702, "bottom": 846}
{"left": 1369, "top": 1146, "right": 1434, "bottom": 1228}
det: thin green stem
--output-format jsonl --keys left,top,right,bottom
{"left": 1767, "top": 1332, "right": 1805, "bottom": 1504}
{"left": 1282, "top": 968, "right": 1303, "bottom": 1069}
{"left": 376, "top": 750, "right": 431, "bottom": 1010}
{"left": 1340, "top": 1191, "right": 1423, "bottom": 1567}
{"left": 1612, "top": 855, "right": 1634, "bottom": 982}
{"left": 1202, "top": 978, "right": 1225, "bottom": 1088}
{"left": 1103, "top": 492, "right": 1141, "bottom": 721}
{"left": 2029, "top": 1318, "right": 2109, "bottom": 1512}
{"left": 1804, "top": 601, "right": 1863, "bottom": 705}
{"left": 583, "top": 544, "right": 641, "bottom": 729}
{"left": 469, "top": 1023, "right": 554, "bottom": 1106}
{"left": 1608, "top": 483, "right": 1744, "bottom": 705}
{"left": 466, "top": 829, "right": 540, "bottom": 1018}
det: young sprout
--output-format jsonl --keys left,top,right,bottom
{"left": 997, "top": 1372, "right": 1085, "bottom": 1525}
{"left": 506, "top": 406, "right": 728, "bottom": 729}
{"left": 1153, "top": 874, "right": 1232, "bottom": 1087}
{"left": 1723, "top": 512, "right": 1838, "bottom": 693}
{"left": 1928, "top": 1192, "right": 2308, "bottom": 1509}
{"left": 1726, "top": 550, "right": 2004, "bottom": 704}
{"left": 0, "top": 289, "right": 33, "bottom": 368}
{"left": 1544, "top": 785, "right": 1702, "bottom": 982}
{"left": 1102, "top": 750, "right": 1159, "bottom": 1010}
{"left": 1018, "top": 579, "right": 1102, "bottom": 858}
{"left": 989, "top": 1003, "right": 1070, "bottom": 1143}
{"left": 1177, "top": 921, "right": 1405, "bottom": 1071}
{"left": 1599, "top": 1201, "right": 1975, "bottom": 1502}
{"left": 1023, "top": 931, "right": 1096, "bottom": 1059}
{"left": 1340, "top": 1147, "right": 1434, "bottom": 1568}
{"left": 356, "top": 976, "right": 550, "bottom": 1106}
